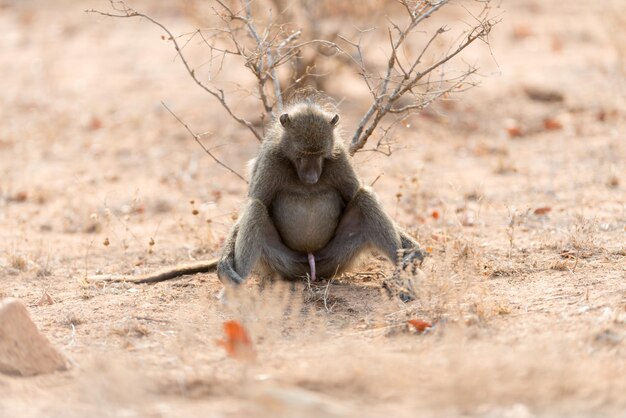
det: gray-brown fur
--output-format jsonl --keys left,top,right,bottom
{"left": 217, "top": 98, "right": 424, "bottom": 285}
{"left": 87, "top": 260, "right": 218, "bottom": 284}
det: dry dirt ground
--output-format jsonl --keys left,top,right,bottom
{"left": 1, "top": 1, "right": 625, "bottom": 417}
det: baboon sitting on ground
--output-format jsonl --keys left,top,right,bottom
{"left": 101, "top": 95, "right": 423, "bottom": 285}
{"left": 216, "top": 97, "right": 423, "bottom": 285}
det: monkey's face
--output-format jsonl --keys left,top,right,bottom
{"left": 294, "top": 154, "right": 324, "bottom": 185}
{"left": 279, "top": 108, "right": 339, "bottom": 185}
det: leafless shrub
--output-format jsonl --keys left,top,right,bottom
{"left": 560, "top": 216, "right": 601, "bottom": 260}
{"left": 9, "top": 253, "right": 28, "bottom": 272}
{"left": 110, "top": 319, "right": 151, "bottom": 337}
{"left": 505, "top": 207, "right": 531, "bottom": 259}
{"left": 87, "top": 0, "right": 498, "bottom": 162}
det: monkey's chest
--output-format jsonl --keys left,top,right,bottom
{"left": 271, "top": 190, "right": 343, "bottom": 253}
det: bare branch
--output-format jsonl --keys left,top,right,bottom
{"left": 85, "top": 2, "right": 263, "bottom": 142}
{"left": 161, "top": 102, "right": 248, "bottom": 184}
{"left": 88, "top": 0, "right": 496, "bottom": 160}
{"left": 348, "top": 1, "right": 496, "bottom": 155}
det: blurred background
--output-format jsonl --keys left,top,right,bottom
{"left": 0, "top": 1, "right": 624, "bottom": 417}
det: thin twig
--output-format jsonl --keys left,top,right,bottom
{"left": 85, "top": 2, "right": 262, "bottom": 142}
{"left": 347, "top": 0, "right": 496, "bottom": 155}
{"left": 323, "top": 276, "right": 335, "bottom": 312}
{"left": 88, "top": 0, "right": 496, "bottom": 159}
{"left": 161, "top": 102, "right": 248, "bottom": 184}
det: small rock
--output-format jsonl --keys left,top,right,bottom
{"left": 523, "top": 86, "right": 564, "bottom": 103}
{"left": 0, "top": 298, "right": 68, "bottom": 376}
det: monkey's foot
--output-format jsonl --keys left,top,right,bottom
{"left": 401, "top": 248, "right": 426, "bottom": 274}
{"left": 307, "top": 253, "right": 317, "bottom": 282}
{"left": 382, "top": 275, "right": 417, "bottom": 303}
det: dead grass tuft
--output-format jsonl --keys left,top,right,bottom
{"left": 9, "top": 253, "right": 28, "bottom": 272}
{"left": 63, "top": 312, "right": 84, "bottom": 327}
{"left": 560, "top": 216, "right": 602, "bottom": 260}
{"left": 110, "top": 319, "right": 151, "bottom": 337}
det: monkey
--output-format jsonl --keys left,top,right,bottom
{"left": 216, "top": 99, "right": 424, "bottom": 286}
{"left": 89, "top": 97, "right": 423, "bottom": 286}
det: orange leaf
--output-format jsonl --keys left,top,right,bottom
{"left": 534, "top": 206, "right": 552, "bottom": 215}
{"left": 89, "top": 116, "right": 102, "bottom": 131}
{"left": 408, "top": 319, "right": 432, "bottom": 333}
{"left": 504, "top": 119, "right": 524, "bottom": 138}
{"left": 431, "top": 210, "right": 440, "bottom": 220}
{"left": 13, "top": 191, "right": 28, "bottom": 202}
{"left": 216, "top": 320, "right": 255, "bottom": 361}
{"left": 543, "top": 118, "right": 562, "bottom": 131}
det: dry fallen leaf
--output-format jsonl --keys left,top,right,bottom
{"left": 551, "top": 35, "right": 563, "bottom": 52}
{"left": 36, "top": 290, "right": 55, "bottom": 306}
{"left": 504, "top": 118, "right": 524, "bottom": 138}
{"left": 89, "top": 116, "right": 102, "bottom": 130}
{"left": 408, "top": 319, "right": 433, "bottom": 333}
{"left": 431, "top": 210, "right": 440, "bottom": 220}
{"left": 216, "top": 320, "right": 255, "bottom": 361}
{"left": 506, "top": 126, "right": 523, "bottom": 138}
{"left": 543, "top": 118, "right": 563, "bottom": 131}
{"left": 13, "top": 191, "right": 28, "bottom": 202}
{"left": 534, "top": 207, "right": 552, "bottom": 215}
{"left": 512, "top": 24, "right": 533, "bottom": 39}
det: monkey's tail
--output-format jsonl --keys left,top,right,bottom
{"left": 86, "top": 259, "right": 219, "bottom": 284}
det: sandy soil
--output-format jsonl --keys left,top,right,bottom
{"left": 0, "top": 1, "right": 624, "bottom": 417}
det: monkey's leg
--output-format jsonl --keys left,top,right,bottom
{"left": 315, "top": 187, "right": 423, "bottom": 277}
{"left": 217, "top": 199, "right": 308, "bottom": 285}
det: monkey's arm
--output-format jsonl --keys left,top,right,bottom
{"left": 314, "top": 150, "right": 424, "bottom": 274}
{"left": 314, "top": 187, "right": 424, "bottom": 273}
{"left": 327, "top": 149, "right": 361, "bottom": 203}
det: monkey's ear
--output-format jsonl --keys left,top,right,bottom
{"left": 279, "top": 113, "right": 290, "bottom": 127}
{"left": 330, "top": 114, "right": 339, "bottom": 126}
